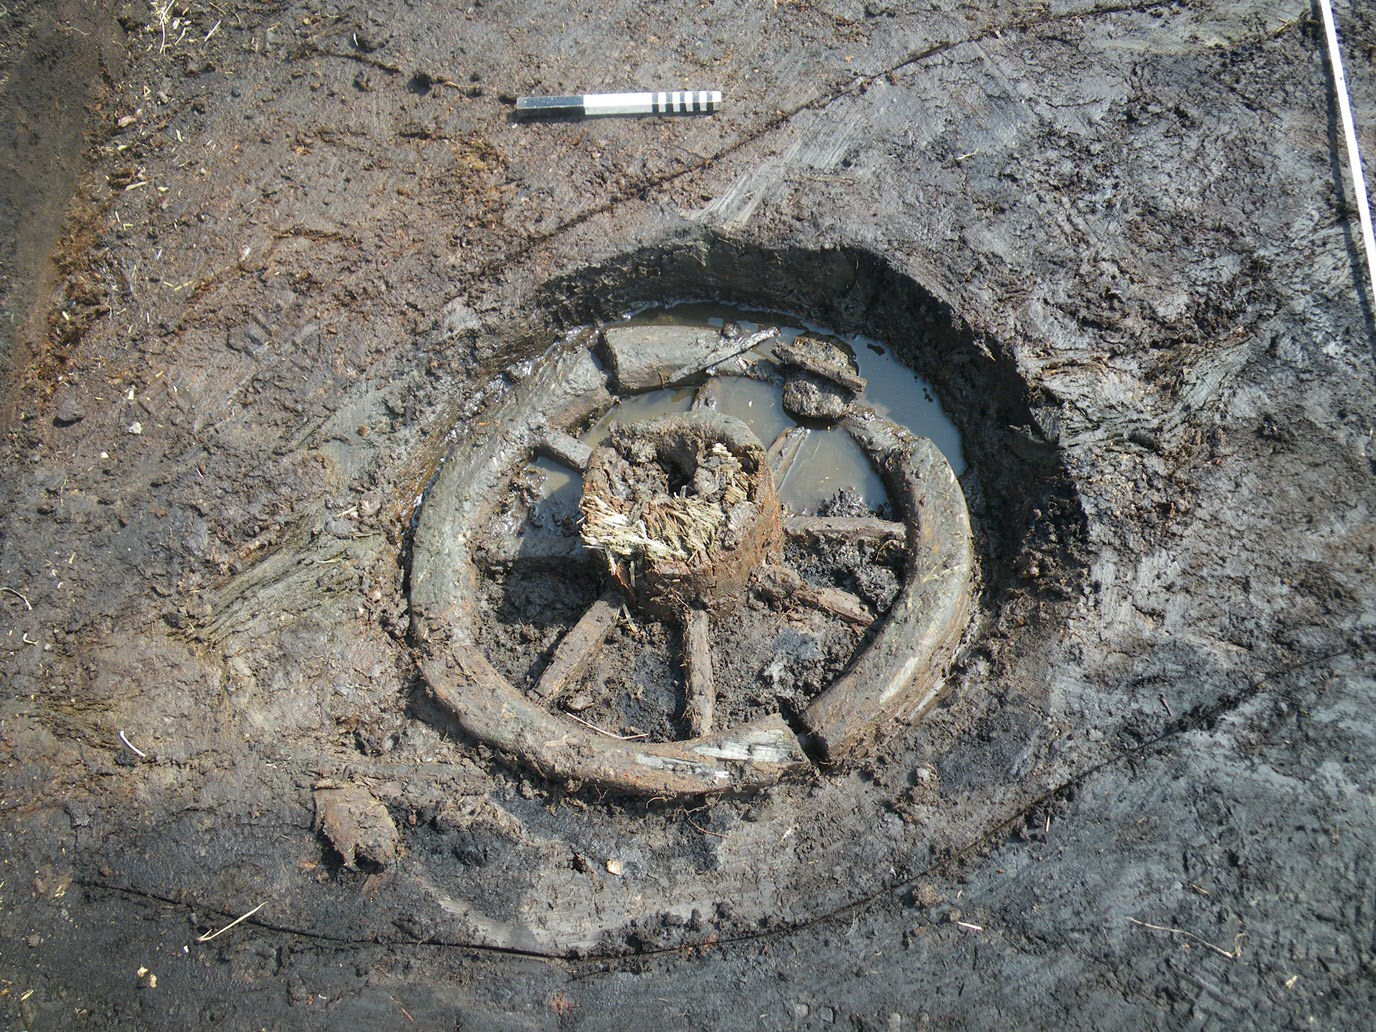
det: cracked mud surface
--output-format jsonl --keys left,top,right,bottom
{"left": 2, "top": 0, "right": 1375, "bottom": 1028}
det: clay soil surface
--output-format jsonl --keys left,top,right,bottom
{"left": 2, "top": 1, "right": 1375, "bottom": 1029}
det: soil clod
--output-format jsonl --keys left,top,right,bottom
{"left": 314, "top": 784, "right": 399, "bottom": 870}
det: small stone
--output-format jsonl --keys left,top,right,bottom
{"left": 565, "top": 693, "right": 593, "bottom": 713}
{"left": 910, "top": 882, "right": 945, "bottom": 908}
{"left": 324, "top": 516, "right": 357, "bottom": 538}
{"left": 605, "top": 858, "right": 624, "bottom": 876}
{"left": 127, "top": 421, "right": 143, "bottom": 435}
{"left": 53, "top": 392, "right": 86, "bottom": 426}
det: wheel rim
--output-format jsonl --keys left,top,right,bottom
{"left": 410, "top": 325, "right": 974, "bottom": 796}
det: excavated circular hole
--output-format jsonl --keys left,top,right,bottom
{"left": 400, "top": 237, "right": 1083, "bottom": 954}
{"left": 413, "top": 240, "right": 1080, "bottom": 775}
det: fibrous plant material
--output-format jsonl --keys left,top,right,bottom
{"left": 580, "top": 443, "right": 748, "bottom": 568}
{"left": 579, "top": 412, "right": 782, "bottom": 616}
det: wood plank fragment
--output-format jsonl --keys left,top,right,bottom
{"left": 784, "top": 515, "right": 908, "bottom": 545}
{"left": 682, "top": 610, "right": 715, "bottom": 735}
{"left": 533, "top": 591, "right": 622, "bottom": 701}
{"left": 602, "top": 325, "right": 778, "bottom": 392}
{"left": 754, "top": 565, "right": 874, "bottom": 626}
{"left": 773, "top": 336, "right": 867, "bottom": 393}
{"left": 538, "top": 429, "right": 593, "bottom": 472}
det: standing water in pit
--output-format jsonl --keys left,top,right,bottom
{"left": 527, "top": 303, "right": 965, "bottom": 520}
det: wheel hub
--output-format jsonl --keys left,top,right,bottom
{"left": 580, "top": 412, "right": 782, "bottom": 618}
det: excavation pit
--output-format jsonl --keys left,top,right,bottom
{"left": 411, "top": 295, "right": 992, "bottom": 798}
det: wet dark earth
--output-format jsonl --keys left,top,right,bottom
{"left": 2, "top": 0, "right": 1375, "bottom": 1029}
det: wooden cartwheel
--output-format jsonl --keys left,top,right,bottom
{"left": 409, "top": 326, "right": 975, "bottom": 798}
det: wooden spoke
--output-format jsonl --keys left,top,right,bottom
{"left": 474, "top": 535, "right": 585, "bottom": 570}
{"left": 532, "top": 591, "right": 623, "bottom": 702}
{"left": 691, "top": 379, "right": 720, "bottom": 411}
{"left": 682, "top": 610, "right": 716, "bottom": 736}
{"left": 767, "top": 426, "right": 807, "bottom": 482}
{"left": 754, "top": 564, "right": 874, "bottom": 627}
{"left": 783, "top": 514, "right": 907, "bottom": 546}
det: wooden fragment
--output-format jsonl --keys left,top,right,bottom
{"left": 754, "top": 565, "right": 874, "bottom": 626}
{"left": 773, "top": 336, "right": 867, "bottom": 393}
{"left": 806, "top": 584, "right": 876, "bottom": 626}
{"left": 314, "top": 784, "right": 399, "bottom": 869}
{"left": 538, "top": 429, "right": 593, "bottom": 472}
{"left": 682, "top": 610, "right": 715, "bottom": 735}
{"left": 533, "top": 591, "right": 622, "bottom": 701}
{"left": 783, "top": 515, "right": 908, "bottom": 546}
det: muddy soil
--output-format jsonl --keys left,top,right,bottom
{"left": 2, "top": 1, "right": 1375, "bottom": 1029}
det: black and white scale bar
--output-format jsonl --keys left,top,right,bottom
{"left": 515, "top": 91, "right": 722, "bottom": 118}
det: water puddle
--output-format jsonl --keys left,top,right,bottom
{"left": 523, "top": 303, "right": 964, "bottom": 518}
{"left": 528, "top": 455, "right": 582, "bottom": 527}
{"left": 709, "top": 376, "right": 792, "bottom": 446}
{"left": 620, "top": 302, "right": 965, "bottom": 477}
{"left": 777, "top": 428, "right": 887, "bottom": 513}
{"left": 582, "top": 387, "right": 695, "bottom": 448}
